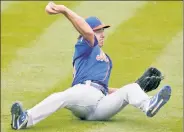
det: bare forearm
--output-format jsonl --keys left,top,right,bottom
{"left": 45, "top": 2, "right": 95, "bottom": 45}
{"left": 63, "top": 7, "right": 94, "bottom": 44}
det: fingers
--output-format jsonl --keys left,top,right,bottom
{"left": 45, "top": 2, "right": 59, "bottom": 14}
{"left": 45, "top": 6, "right": 57, "bottom": 14}
{"left": 153, "top": 76, "right": 161, "bottom": 89}
{"left": 150, "top": 67, "right": 162, "bottom": 76}
{"left": 48, "top": 1, "right": 56, "bottom": 9}
{"left": 48, "top": 2, "right": 60, "bottom": 12}
{"left": 146, "top": 67, "right": 163, "bottom": 78}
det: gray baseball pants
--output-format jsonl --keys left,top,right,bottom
{"left": 26, "top": 82, "right": 150, "bottom": 127}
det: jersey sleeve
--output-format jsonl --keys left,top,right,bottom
{"left": 73, "top": 35, "right": 98, "bottom": 60}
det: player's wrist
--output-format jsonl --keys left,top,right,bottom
{"left": 58, "top": 5, "right": 67, "bottom": 14}
{"left": 62, "top": 6, "right": 71, "bottom": 15}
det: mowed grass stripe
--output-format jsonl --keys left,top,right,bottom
{"left": 1, "top": 1, "right": 183, "bottom": 132}
{"left": 1, "top": 1, "right": 80, "bottom": 117}
{"left": 104, "top": 1, "right": 182, "bottom": 88}
{"left": 1, "top": 1, "right": 147, "bottom": 107}
{"left": 150, "top": 31, "right": 183, "bottom": 132}
{"left": 23, "top": 1, "right": 183, "bottom": 132}
{"left": 1, "top": 1, "right": 18, "bottom": 11}
{"left": 84, "top": 2, "right": 182, "bottom": 132}
{"left": 1, "top": 1, "right": 80, "bottom": 69}
{"left": 86, "top": 31, "right": 183, "bottom": 132}
{"left": 1, "top": 2, "right": 147, "bottom": 132}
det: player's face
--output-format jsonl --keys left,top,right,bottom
{"left": 94, "top": 28, "right": 105, "bottom": 47}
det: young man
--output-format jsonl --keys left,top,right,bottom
{"left": 10, "top": 2, "right": 171, "bottom": 130}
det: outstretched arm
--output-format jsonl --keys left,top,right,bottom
{"left": 45, "top": 2, "right": 95, "bottom": 46}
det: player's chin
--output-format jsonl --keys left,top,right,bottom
{"left": 99, "top": 42, "right": 104, "bottom": 47}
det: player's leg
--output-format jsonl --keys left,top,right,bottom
{"left": 11, "top": 84, "right": 103, "bottom": 130}
{"left": 87, "top": 83, "right": 171, "bottom": 121}
{"left": 11, "top": 90, "right": 74, "bottom": 130}
{"left": 87, "top": 83, "right": 148, "bottom": 120}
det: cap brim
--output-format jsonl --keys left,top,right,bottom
{"left": 93, "top": 24, "right": 110, "bottom": 31}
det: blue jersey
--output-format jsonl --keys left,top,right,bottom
{"left": 72, "top": 36, "right": 112, "bottom": 92}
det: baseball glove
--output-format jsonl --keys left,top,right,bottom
{"left": 135, "top": 67, "right": 164, "bottom": 92}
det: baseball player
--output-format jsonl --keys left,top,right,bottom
{"left": 10, "top": 2, "right": 171, "bottom": 130}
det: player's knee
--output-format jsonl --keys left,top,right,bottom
{"left": 117, "top": 83, "right": 140, "bottom": 96}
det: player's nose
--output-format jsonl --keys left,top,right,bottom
{"left": 101, "top": 32, "right": 105, "bottom": 38}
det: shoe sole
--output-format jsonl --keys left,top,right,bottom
{"left": 11, "top": 101, "right": 24, "bottom": 129}
{"left": 146, "top": 86, "right": 171, "bottom": 117}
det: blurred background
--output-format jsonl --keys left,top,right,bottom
{"left": 1, "top": 1, "right": 183, "bottom": 132}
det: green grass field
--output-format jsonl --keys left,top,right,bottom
{"left": 1, "top": 1, "right": 183, "bottom": 132}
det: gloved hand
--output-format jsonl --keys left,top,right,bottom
{"left": 135, "top": 67, "right": 164, "bottom": 92}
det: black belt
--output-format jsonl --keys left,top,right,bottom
{"left": 81, "top": 80, "right": 107, "bottom": 95}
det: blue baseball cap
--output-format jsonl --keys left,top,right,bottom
{"left": 85, "top": 16, "right": 110, "bottom": 31}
